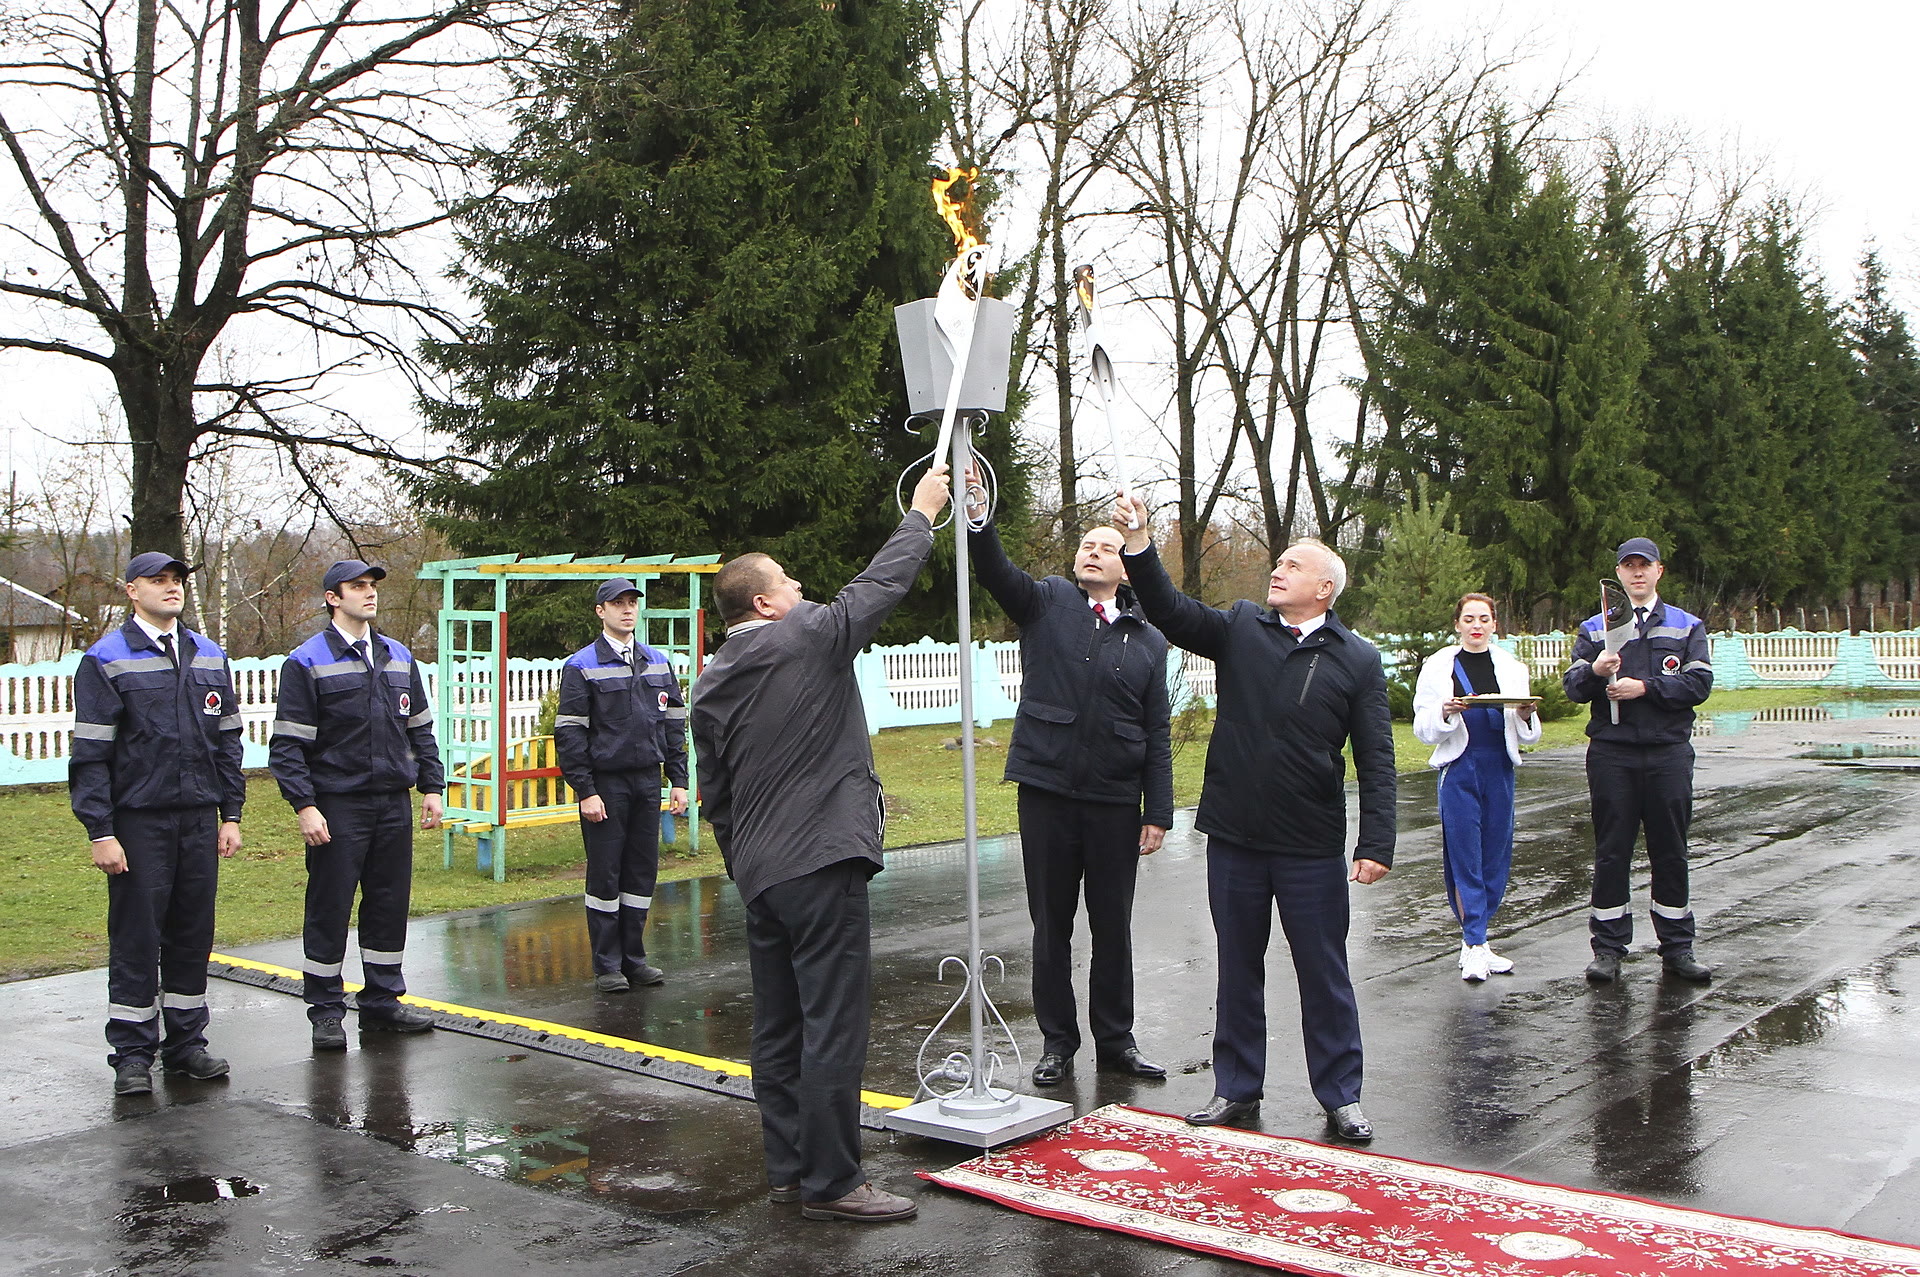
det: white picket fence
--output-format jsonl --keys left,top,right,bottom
{"left": 9, "top": 627, "right": 1918, "bottom": 786}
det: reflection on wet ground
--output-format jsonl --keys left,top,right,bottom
{"left": 4, "top": 707, "right": 1920, "bottom": 1272}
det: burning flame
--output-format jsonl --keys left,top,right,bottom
{"left": 1073, "top": 263, "right": 1097, "bottom": 315}
{"left": 931, "top": 166, "right": 982, "bottom": 254}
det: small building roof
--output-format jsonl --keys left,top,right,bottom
{"left": 0, "top": 575, "right": 88, "bottom": 628}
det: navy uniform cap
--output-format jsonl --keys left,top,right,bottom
{"left": 1615, "top": 537, "right": 1662, "bottom": 564}
{"left": 324, "top": 559, "right": 388, "bottom": 593}
{"left": 125, "top": 551, "right": 194, "bottom": 581}
{"left": 596, "top": 577, "right": 641, "bottom": 605}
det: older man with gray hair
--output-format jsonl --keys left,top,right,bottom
{"left": 1117, "top": 498, "right": 1396, "bottom": 1142}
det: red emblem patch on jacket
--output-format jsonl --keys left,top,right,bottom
{"left": 658, "top": 691, "right": 671, "bottom": 711}
{"left": 203, "top": 691, "right": 221, "bottom": 715}
{"left": 1662, "top": 654, "right": 1681, "bottom": 674}
{"left": 399, "top": 691, "right": 411, "bottom": 714}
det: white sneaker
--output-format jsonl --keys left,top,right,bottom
{"left": 1457, "top": 942, "right": 1472, "bottom": 969}
{"left": 1461, "top": 945, "right": 1491, "bottom": 982}
{"left": 1483, "top": 947, "right": 1514, "bottom": 975}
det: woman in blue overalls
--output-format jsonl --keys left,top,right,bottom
{"left": 1413, "top": 594, "right": 1542, "bottom": 981}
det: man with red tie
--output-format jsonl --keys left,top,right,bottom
{"left": 967, "top": 493, "right": 1173, "bottom": 1090}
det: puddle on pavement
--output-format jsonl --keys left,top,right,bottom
{"left": 1695, "top": 700, "right": 1920, "bottom": 738}
{"left": 1695, "top": 952, "right": 1908, "bottom": 1078}
{"left": 116, "top": 1176, "right": 261, "bottom": 1221}
{"left": 1801, "top": 741, "right": 1920, "bottom": 760}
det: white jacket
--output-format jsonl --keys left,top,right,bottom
{"left": 1412, "top": 643, "right": 1542, "bottom": 768}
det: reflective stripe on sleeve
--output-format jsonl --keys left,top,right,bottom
{"left": 584, "top": 893, "right": 619, "bottom": 913}
{"left": 109, "top": 1000, "right": 160, "bottom": 1022}
{"left": 302, "top": 957, "right": 345, "bottom": 977}
{"left": 663, "top": 707, "right": 688, "bottom": 721}
{"left": 273, "top": 720, "right": 319, "bottom": 741}
{"left": 555, "top": 714, "right": 591, "bottom": 728}
{"left": 72, "top": 722, "right": 118, "bottom": 741}
{"left": 620, "top": 892, "right": 653, "bottom": 910}
{"left": 406, "top": 710, "right": 433, "bottom": 728}
{"left": 218, "top": 714, "right": 244, "bottom": 730}
{"left": 1683, "top": 660, "right": 1711, "bottom": 672}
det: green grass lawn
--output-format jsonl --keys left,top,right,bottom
{"left": 3, "top": 684, "right": 1902, "bottom": 981}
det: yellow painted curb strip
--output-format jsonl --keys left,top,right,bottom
{"left": 210, "top": 952, "right": 912, "bottom": 1110}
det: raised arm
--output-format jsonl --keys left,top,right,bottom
{"left": 967, "top": 521, "right": 1045, "bottom": 625}
{"left": 1113, "top": 490, "right": 1233, "bottom": 658}
{"left": 798, "top": 465, "right": 950, "bottom": 659}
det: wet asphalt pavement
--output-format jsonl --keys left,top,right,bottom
{"left": 3, "top": 709, "right": 1919, "bottom": 1274}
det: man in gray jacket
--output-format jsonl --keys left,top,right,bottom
{"left": 691, "top": 465, "right": 949, "bottom": 1224}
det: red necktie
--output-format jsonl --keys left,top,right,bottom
{"left": 1287, "top": 625, "right": 1302, "bottom": 639}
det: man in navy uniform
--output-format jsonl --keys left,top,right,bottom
{"left": 271, "top": 560, "right": 444, "bottom": 1049}
{"left": 554, "top": 577, "right": 689, "bottom": 993}
{"left": 1117, "top": 495, "right": 1395, "bottom": 1143}
{"left": 69, "top": 551, "right": 245, "bottom": 1095}
{"left": 1564, "top": 537, "right": 1715, "bottom": 984}
{"left": 967, "top": 489, "right": 1173, "bottom": 1088}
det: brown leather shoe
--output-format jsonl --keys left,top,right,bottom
{"left": 800, "top": 1182, "right": 918, "bottom": 1222}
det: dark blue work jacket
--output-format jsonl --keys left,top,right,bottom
{"left": 269, "top": 626, "right": 444, "bottom": 808}
{"left": 68, "top": 618, "right": 246, "bottom": 840}
{"left": 554, "top": 636, "right": 690, "bottom": 799}
{"left": 1564, "top": 601, "right": 1714, "bottom": 745}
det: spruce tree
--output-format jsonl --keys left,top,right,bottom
{"left": 418, "top": 0, "right": 952, "bottom": 651}
{"left": 1373, "top": 115, "right": 1651, "bottom": 626}
{"left": 1714, "top": 209, "right": 1889, "bottom": 601}
{"left": 1641, "top": 236, "right": 1784, "bottom": 602}
{"left": 1368, "top": 479, "right": 1482, "bottom": 676}
{"left": 1848, "top": 249, "right": 1920, "bottom": 573}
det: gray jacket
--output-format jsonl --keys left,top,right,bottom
{"left": 690, "top": 513, "right": 935, "bottom": 904}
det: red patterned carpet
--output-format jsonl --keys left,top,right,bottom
{"left": 922, "top": 1105, "right": 1920, "bottom": 1275}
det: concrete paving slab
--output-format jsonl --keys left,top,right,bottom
{"left": 4, "top": 711, "right": 1920, "bottom": 1273}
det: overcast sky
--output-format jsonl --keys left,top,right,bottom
{"left": 6, "top": 0, "right": 1918, "bottom": 498}
{"left": 1406, "top": 0, "right": 1920, "bottom": 295}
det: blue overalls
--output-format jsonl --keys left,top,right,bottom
{"left": 1438, "top": 657, "right": 1515, "bottom": 946}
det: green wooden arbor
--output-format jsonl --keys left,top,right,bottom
{"left": 417, "top": 552, "right": 720, "bottom": 880}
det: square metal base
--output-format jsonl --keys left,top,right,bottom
{"left": 883, "top": 1093, "right": 1076, "bottom": 1148}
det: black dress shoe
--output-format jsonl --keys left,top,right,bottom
{"left": 1185, "top": 1096, "right": 1259, "bottom": 1126}
{"left": 1585, "top": 953, "right": 1621, "bottom": 983}
{"left": 1325, "top": 1102, "right": 1374, "bottom": 1141}
{"left": 1097, "top": 1047, "right": 1167, "bottom": 1079}
{"left": 1032, "top": 1053, "right": 1073, "bottom": 1086}
{"left": 1663, "top": 950, "right": 1713, "bottom": 983}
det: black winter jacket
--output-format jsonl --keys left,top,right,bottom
{"left": 970, "top": 524, "right": 1173, "bottom": 826}
{"left": 1126, "top": 545, "right": 1396, "bottom": 864}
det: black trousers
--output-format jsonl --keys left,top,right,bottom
{"left": 1586, "top": 740, "right": 1697, "bottom": 957}
{"left": 1017, "top": 785, "right": 1142, "bottom": 1059}
{"left": 104, "top": 805, "right": 219, "bottom": 1067}
{"left": 744, "top": 859, "right": 872, "bottom": 1204}
{"left": 303, "top": 790, "right": 414, "bottom": 1020}
{"left": 1207, "top": 837, "right": 1362, "bottom": 1110}
{"left": 580, "top": 770, "right": 660, "bottom": 976}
